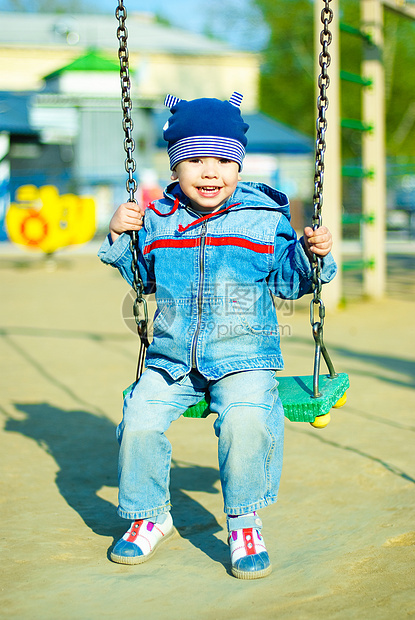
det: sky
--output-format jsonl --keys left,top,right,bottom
{"left": 138, "top": 0, "right": 268, "bottom": 51}
{"left": 0, "top": 0, "right": 269, "bottom": 50}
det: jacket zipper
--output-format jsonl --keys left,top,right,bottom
{"left": 191, "top": 220, "right": 207, "bottom": 368}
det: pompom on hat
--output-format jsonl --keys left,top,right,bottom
{"left": 163, "top": 92, "right": 249, "bottom": 170}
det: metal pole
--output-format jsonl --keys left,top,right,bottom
{"left": 314, "top": 0, "right": 342, "bottom": 310}
{"left": 361, "top": 0, "right": 386, "bottom": 298}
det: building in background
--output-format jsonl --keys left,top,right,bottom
{"left": 0, "top": 12, "right": 259, "bottom": 107}
{"left": 0, "top": 11, "right": 314, "bottom": 240}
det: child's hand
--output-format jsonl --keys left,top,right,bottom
{"left": 303, "top": 226, "right": 333, "bottom": 258}
{"left": 109, "top": 202, "right": 145, "bottom": 243}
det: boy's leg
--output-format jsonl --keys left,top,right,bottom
{"left": 111, "top": 368, "right": 207, "bottom": 564}
{"left": 117, "top": 368, "right": 206, "bottom": 520}
{"left": 209, "top": 369, "right": 284, "bottom": 579}
{"left": 209, "top": 369, "right": 284, "bottom": 514}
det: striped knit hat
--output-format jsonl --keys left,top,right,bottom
{"left": 163, "top": 93, "right": 249, "bottom": 170}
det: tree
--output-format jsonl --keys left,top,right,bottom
{"left": 253, "top": 0, "right": 316, "bottom": 136}
{"left": 201, "top": 0, "right": 268, "bottom": 51}
{"left": 254, "top": 0, "right": 415, "bottom": 158}
{"left": 383, "top": 9, "right": 415, "bottom": 157}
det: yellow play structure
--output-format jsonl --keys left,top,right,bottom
{"left": 6, "top": 184, "right": 96, "bottom": 254}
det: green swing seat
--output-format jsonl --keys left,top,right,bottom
{"left": 124, "top": 372, "right": 349, "bottom": 428}
{"left": 181, "top": 372, "right": 349, "bottom": 425}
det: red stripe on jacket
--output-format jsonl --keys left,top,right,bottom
{"left": 143, "top": 236, "right": 273, "bottom": 255}
{"left": 143, "top": 237, "right": 200, "bottom": 254}
{"left": 205, "top": 236, "right": 274, "bottom": 254}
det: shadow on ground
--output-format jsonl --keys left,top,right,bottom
{"left": 287, "top": 337, "right": 415, "bottom": 390}
{"left": 5, "top": 403, "right": 229, "bottom": 565}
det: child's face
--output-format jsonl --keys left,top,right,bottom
{"left": 171, "top": 157, "right": 241, "bottom": 211}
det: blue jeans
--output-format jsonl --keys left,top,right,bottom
{"left": 116, "top": 368, "right": 284, "bottom": 519}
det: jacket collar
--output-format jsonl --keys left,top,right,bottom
{"left": 164, "top": 181, "right": 291, "bottom": 221}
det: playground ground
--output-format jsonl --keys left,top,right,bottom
{"left": 1, "top": 241, "right": 414, "bottom": 619}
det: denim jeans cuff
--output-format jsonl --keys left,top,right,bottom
{"left": 117, "top": 504, "right": 171, "bottom": 521}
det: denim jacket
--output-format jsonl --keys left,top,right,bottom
{"left": 98, "top": 181, "right": 337, "bottom": 380}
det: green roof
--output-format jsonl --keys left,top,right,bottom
{"left": 44, "top": 50, "right": 121, "bottom": 80}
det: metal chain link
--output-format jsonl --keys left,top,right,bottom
{"left": 115, "top": 0, "right": 149, "bottom": 379}
{"left": 115, "top": 1, "right": 137, "bottom": 202}
{"left": 312, "top": 0, "right": 333, "bottom": 295}
{"left": 310, "top": 0, "right": 337, "bottom": 396}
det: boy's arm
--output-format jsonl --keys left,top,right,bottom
{"left": 267, "top": 217, "right": 337, "bottom": 300}
{"left": 109, "top": 201, "right": 145, "bottom": 243}
{"left": 303, "top": 226, "right": 333, "bottom": 259}
{"left": 98, "top": 203, "right": 151, "bottom": 289}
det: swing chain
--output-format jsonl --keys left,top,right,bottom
{"left": 312, "top": 0, "right": 333, "bottom": 232}
{"left": 115, "top": 0, "right": 137, "bottom": 202}
{"left": 311, "top": 0, "right": 333, "bottom": 309}
{"left": 310, "top": 0, "right": 337, "bottom": 396}
{"left": 116, "top": 0, "right": 149, "bottom": 378}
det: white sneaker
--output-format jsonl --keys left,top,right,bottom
{"left": 110, "top": 513, "right": 174, "bottom": 565}
{"left": 228, "top": 514, "right": 272, "bottom": 579}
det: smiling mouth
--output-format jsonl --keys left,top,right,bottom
{"left": 198, "top": 186, "right": 222, "bottom": 193}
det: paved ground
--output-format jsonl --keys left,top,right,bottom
{"left": 1, "top": 245, "right": 414, "bottom": 619}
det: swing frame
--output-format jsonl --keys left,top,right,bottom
{"left": 116, "top": 0, "right": 349, "bottom": 428}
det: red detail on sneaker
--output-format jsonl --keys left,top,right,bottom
{"left": 242, "top": 529, "right": 256, "bottom": 555}
{"left": 126, "top": 520, "right": 143, "bottom": 542}
{"left": 147, "top": 522, "right": 154, "bottom": 532}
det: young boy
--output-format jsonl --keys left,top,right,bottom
{"left": 98, "top": 93, "right": 336, "bottom": 579}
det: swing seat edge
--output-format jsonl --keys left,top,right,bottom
{"left": 123, "top": 373, "right": 350, "bottom": 423}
